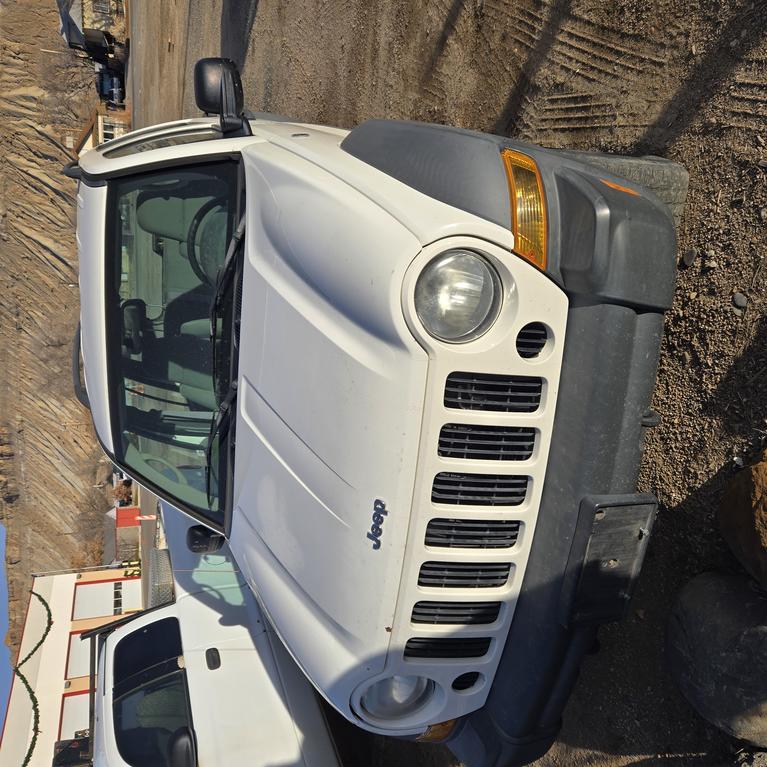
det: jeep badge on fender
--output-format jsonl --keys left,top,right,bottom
{"left": 367, "top": 499, "right": 388, "bottom": 549}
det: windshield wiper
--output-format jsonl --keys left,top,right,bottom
{"left": 205, "top": 380, "right": 238, "bottom": 508}
{"left": 209, "top": 214, "right": 246, "bottom": 390}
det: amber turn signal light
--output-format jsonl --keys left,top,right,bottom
{"left": 501, "top": 149, "right": 547, "bottom": 270}
{"left": 416, "top": 718, "right": 459, "bottom": 742}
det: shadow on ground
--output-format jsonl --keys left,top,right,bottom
{"left": 634, "top": 0, "right": 767, "bottom": 154}
{"left": 220, "top": 0, "right": 259, "bottom": 69}
{"left": 546, "top": 315, "right": 767, "bottom": 765}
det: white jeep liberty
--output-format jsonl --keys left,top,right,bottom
{"left": 69, "top": 58, "right": 686, "bottom": 765}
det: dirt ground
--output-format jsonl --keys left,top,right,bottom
{"left": 0, "top": 0, "right": 113, "bottom": 651}
{"left": 0, "top": 0, "right": 762, "bottom": 762}
{"left": 0, "top": 0, "right": 757, "bottom": 763}
{"left": 126, "top": 1, "right": 767, "bottom": 765}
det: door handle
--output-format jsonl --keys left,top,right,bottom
{"left": 205, "top": 648, "right": 221, "bottom": 670}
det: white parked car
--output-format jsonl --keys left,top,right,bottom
{"left": 70, "top": 58, "right": 685, "bottom": 764}
{"left": 54, "top": 501, "right": 340, "bottom": 767}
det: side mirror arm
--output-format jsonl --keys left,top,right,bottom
{"left": 219, "top": 72, "right": 244, "bottom": 134}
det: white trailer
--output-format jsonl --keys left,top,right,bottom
{"left": 55, "top": 502, "right": 339, "bottom": 767}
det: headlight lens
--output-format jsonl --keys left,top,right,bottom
{"left": 414, "top": 250, "right": 502, "bottom": 342}
{"left": 360, "top": 675, "right": 435, "bottom": 720}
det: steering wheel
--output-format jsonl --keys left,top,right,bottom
{"left": 186, "top": 197, "right": 227, "bottom": 286}
{"left": 144, "top": 456, "right": 188, "bottom": 486}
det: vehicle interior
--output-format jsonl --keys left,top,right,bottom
{"left": 109, "top": 162, "right": 239, "bottom": 523}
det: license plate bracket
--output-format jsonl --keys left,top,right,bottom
{"left": 565, "top": 494, "right": 657, "bottom": 624}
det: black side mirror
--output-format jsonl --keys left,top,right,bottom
{"left": 167, "top": 727, "right": 197, "bottom": 767}
{"left": 187, "top": 525, "right": 225, "bottom": 554}
{"left": 193, "top": 58, "right": 246, "bottom": 134}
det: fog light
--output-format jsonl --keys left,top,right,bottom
{"left": 416, "top": 718, "right": 459, "bottom": 742}
{"left": 360, "top": 675, "right": 435, "bottom": 720}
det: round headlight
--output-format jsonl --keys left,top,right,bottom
{"left": 360, "top": 675, "right": 435, "bottom": 721}
{"left": 414, "top": 250, "right": 502, "bottom": 342}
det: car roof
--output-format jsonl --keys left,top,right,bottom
{"left": 78, "top": 117, "right": 265, "bottom": 178}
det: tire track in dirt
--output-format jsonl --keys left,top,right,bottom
{"left": 534, "top": 92, "right": 617, "bottom": 132}
{"left": 485, "top": 1, "right": 667, "bottom": 84}
{"left": 474, "top": 0, "right": 670, "bottom": 140}
{"left": 725, "top": 57, "right": 767, "bottom": 131}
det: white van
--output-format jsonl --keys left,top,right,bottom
{"left": 54, "top": 502, "right": 339, "bottom": 767}
{"left": 70, "top": 57, "right": 685, "bottom": 764}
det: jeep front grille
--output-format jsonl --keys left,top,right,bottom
{"left": 411, "top": 601, "right": 501, "bottom": 625}
{"left": 432, "top": 472, "right": 528, "bottom": 506}
{"left": 418, "top": 561, "right": 511, "bottom": 588}
{"left": 404, "top": 637, "right": 492, "bottom": 659}
{"left": 393, "top": 261, "right": 566, "bottom": 708}
{"left": 438, "top": 424, "right": 535, "bottom": 461}
{"left": 444, "top": 372, "right": 542, "bottom": 413}
{"left": 425, "top": 518, "right": 521, "bottom": 549}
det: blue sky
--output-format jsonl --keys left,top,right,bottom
{"left": 0, "top": 525, "right": 11, "bottom": 727}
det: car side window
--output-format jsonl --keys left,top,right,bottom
{"left": 114, "top": 617, "right": 183, "bottom": 688}
{"left": 112, "top": 618, "right": 193, "bottom": 767}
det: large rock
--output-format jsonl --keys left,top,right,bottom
{"left": 738, "top": 753, "right": 767, "bottom": 767}
{"left": 667, "top": 572, "right": 767, "bottom": 747}
{"left": 718, "top": 449, "right": 767, "bottom": 589}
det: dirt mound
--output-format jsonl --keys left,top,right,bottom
{"left": 0, "top": 0, "right": 107, "bottom": 653}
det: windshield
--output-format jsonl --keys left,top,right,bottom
{"left": 107, "top": 162, "right": 239, "bottom": 526}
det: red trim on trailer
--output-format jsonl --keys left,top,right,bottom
{"left": 71, "top": 577, "right": 141, "bottom": 621}
{"left": 75, "top": 576, "right": 141, "bottom": 587}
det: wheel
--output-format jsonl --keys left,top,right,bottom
{"left": 186, "top": 197, "right": 227, "bottom": 286}
{"left": 555, "top": 150, "right": 689, "bottom": 228}
{"left": 147, "top": 548, "right": 174, "bottom": 608}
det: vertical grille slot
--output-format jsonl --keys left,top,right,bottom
{"left": 516, "top": 322, "right": 548, "bottom": 358}
{"left": 444, "top": 372, "right": 542, "bottom": 413}
{"left": 404, "top": 637, "right": 492, "bottom": 659}
{"left": 432, "top": 473, "right": 528, "bottom": 506}
{"left": 425, "top": 519, "right": 521, "bottom": 549}
{"left": 438, "top": 424, "right": 535, "bottom": 461}
{"left": 412, "top": 601, "right": 501, "bottom": 625}
{"left": 418, "top": 561, "right": 511, "bottom": 588}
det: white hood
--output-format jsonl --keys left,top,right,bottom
{"left": 229, "top": 139, "right": 430, "bottom": 711}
